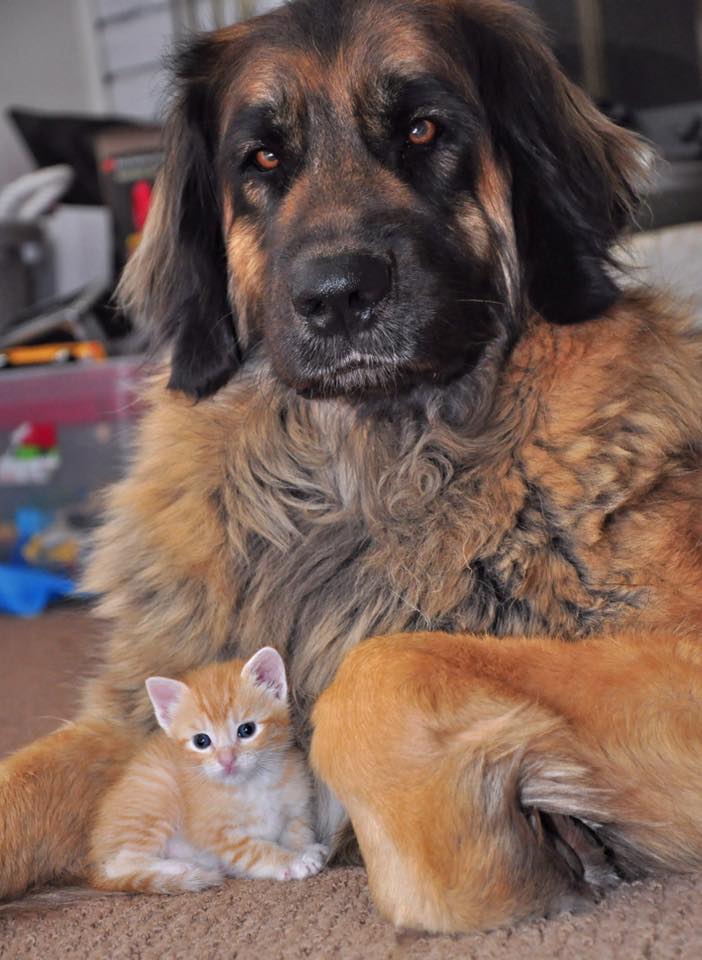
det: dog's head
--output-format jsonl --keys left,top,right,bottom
{"left": 122, "top": 0, "right": 648, "bottom": 403}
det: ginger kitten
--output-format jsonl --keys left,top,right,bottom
{"left": 90, "top": 648, "right": 327, "bottom": 893}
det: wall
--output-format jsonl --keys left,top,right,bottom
{"left": 0, "top": 0, "right": 104, "bottom": 189}
{"left": 0, "top": 0, "right": 282, "bottom": 190}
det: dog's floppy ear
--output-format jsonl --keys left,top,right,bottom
{"left": 461, "top": 3, "right": 650, "bottom": 325}
{"left": 119, "top": 37, "right": 241, "bottom": 399}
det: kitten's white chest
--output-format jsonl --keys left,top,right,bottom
{"left": 232, "top": 772, "right": 288, "bottom": 841}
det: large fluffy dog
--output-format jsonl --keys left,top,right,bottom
{"left": 2, "top": 0, "right": 702, "bottom": 930}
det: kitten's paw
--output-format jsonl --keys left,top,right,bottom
{"left": 289, "top": 843, "right": 329, "bottom": 879}
{"left": 98, "top": 855, "right": 224, "bottom": 894}
{"left": 173, "top": 863, "right": 224, "bottom": 892}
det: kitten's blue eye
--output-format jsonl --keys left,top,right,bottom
{"left": 193, "top": 733, "right": 211, "bottom": 749}
{"left": 237, "top": 722, "right": 256, "bottom": 739}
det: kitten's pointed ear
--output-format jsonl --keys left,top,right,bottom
{"left": 145, "top": 676, "right": 190, "bottom": 731}
{"left": 241, "top": 648, "right": 288, "bottom": 701}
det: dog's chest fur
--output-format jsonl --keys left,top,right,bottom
{"left": 217, "top": 357, "right": 642, "bottom": 708}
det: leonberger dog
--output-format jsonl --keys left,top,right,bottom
{"left": 2, "top": 0, "right": 702, "bottom": 934}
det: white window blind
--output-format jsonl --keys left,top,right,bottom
{"left": 92, "top": 0, "right": 281, "bottom": 119}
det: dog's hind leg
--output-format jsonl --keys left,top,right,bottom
{"left": 0, "top": 719, "right": 135, "bottom": 900}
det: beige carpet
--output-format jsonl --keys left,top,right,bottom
{"left": 1, "top": 610, "right": 702, "bottom": 960}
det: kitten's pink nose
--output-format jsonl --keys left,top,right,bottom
{"left": 217, "top": 748, "right": 236, "bottom": 774}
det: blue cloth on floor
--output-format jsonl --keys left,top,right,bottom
{"left": 0, "top": 564, "right": 75, "bottom": 617}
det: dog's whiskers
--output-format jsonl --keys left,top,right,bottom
{"left": 453, "top": 298, "right": 507, "bottom": 307}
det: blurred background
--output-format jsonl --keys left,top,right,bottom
{"left": 0, "top": 0, "right": 700, "bottom": 616}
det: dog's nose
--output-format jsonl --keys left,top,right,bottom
{"left": 291, "top": 254, "right": 391, "bottom": 336}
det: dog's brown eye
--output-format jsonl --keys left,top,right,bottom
{"left": 408, "top": 119, "right": 438, "bottom": 146}
{"left": 254, "top": 149, "right": 280, "bottom": 171}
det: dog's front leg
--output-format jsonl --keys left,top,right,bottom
{"left": 311, "top": 629, "right": 702, "bottom": 934}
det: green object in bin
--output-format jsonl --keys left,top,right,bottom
{"left": 14, "top": 445, "right": 43, "bottom": 460}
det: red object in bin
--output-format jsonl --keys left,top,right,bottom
{"left": 18, "top": 423, "right": 57, "bottom": 450}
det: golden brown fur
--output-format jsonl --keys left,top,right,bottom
{"left": 0, "top": 0, "right": 701, "bottom": 931}
{"left": 311, "top": 628, "right": 702, "bottom": 932}
{"left": 0, "top": 722, "right": 135, "bottom": 900}
{"left": 2, "top": 291, "right": 702, "bottom": 906}
{"left": 4, "top": 288, "right": 699, "bottom": 905}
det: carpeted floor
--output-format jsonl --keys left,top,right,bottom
{"left": 2, "top": 609, "right": 702, "bottom": 959}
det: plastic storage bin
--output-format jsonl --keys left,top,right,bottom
{"left": 0, "top": 358, "right": 144, "bottom": 524}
